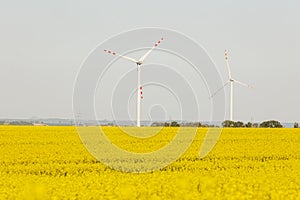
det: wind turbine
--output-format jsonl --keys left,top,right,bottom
{"left": 104, "top": 38, "right": 164, "bottom": 127}
{"left": 211, "top": 50, "right": 252, "bottom": 121}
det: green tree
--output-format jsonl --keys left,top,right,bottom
{"left": 294, "top": 122, "right": 299, "bottom": 128}
{"left": 245, "top": 122, "right": 253, "bottom": 128}
{"left": 222, "top": 120, "right": 235, "bottom": 127}
{"left": 170, "top": 121, "right": 180, "bottom": 127}
{"left": 260, "top": 120, "right": 283, "bottom": 128}
{"left": 252, "top": 123, "right": 259, "bottom": 128}
{"left": 234, "top": 121, "right": 245, "bottom": 127}
{"left": 164, "top": 122, "right": 170, "bottom": 127}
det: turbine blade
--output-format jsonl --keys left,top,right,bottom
{"left": 104, "top": 49, "right": 138, "bottom": 63}
{"left": 234, "top": 79, "right": 253, "bottom": 88}
{"left": 210, "top": 81, "right": 230, "bottom": 98}
{"left": 224, "top": 50, "right": 232, "bottom": 79}
{"left": 139, "top": 37, "right": 164, "bottom": 63}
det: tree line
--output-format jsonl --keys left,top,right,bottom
{"left": 222, "top": 120, "right": 283, "bottom": 128}
{"left": 151, "top": 121, "right": 218, "bottom": 127}
{"left": 151, "top": 120, "right": 300, "bottom": 128}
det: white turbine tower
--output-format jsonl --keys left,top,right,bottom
{"left": 211, "top": 50, "right": 252, "bottom": 121}
{"left": 104, "top": 38, "right": 164, "bottom": 127}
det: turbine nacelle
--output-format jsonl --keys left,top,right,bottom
{"left": 136, "top": 61, "right": 143, "bottom": 65}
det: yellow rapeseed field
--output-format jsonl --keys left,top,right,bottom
{"left": 0, "top": 126, "right": 299, "bottom": 199}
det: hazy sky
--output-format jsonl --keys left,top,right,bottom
{"left": 0, "top": 0, "right": 299, "bottom": 122}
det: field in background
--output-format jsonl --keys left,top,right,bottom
{"left": 0, "top": 126, "right": 299, "bottom": 199}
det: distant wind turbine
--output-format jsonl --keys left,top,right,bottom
{"left": 104, "top": 38, "right": 164, "bottom": 127}
{"left": 211, "top": 50, "right": 252, "bottom": 121}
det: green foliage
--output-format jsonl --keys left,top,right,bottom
{"left": 260, "top": 120, "right": 283, "bottom": 128}
{"left": 222, "top": 120, "right": 235, "bottom": 127}
{"left": 222, "top": 120, "right": 245, "bottom": 128}
{"left": 170, "top": 121, "right": 180, "bottom": 127}
{"left": 234, "top": 121, "right": 245, "bottom": 127}
{"left": 245, "top": 122, "right": 253, "bottom": 128}
{"left": 294, "top": 122, "right": 299, "bottom": 128}
{"left": 164, "top": 122, "right": 170, "bottom": 127}
{"left": 9, "top": 121, "right": 33, "bottom": 125}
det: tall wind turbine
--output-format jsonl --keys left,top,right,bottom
{"left": 104, "top": 38, "right": 164, "bottom": 127}
{"left": 211, "top": 50, "right": 252, "bottom": 121}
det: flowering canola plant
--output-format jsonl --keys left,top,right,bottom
{"left": 0, "top": 126, "right": 299, "bottom": 199}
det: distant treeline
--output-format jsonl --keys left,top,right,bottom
{"left": 222, "top": 120, "right": 283, "bottom": 128}
{"left": 0, "top": 120, "right": 71, "bottom": 126}
{"left": 1, "top": 120, "right": 299, "bottom": 128}
{"left": 151, "top": 120, "right": 300, "bottom": 128}
{"left": 1, "top": 121, "right": 33, "bottom": 125}
{"left": 151, "top": 121, "right": 218, "bottom": 127}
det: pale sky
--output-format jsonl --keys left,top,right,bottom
{"left": 0, "top": 0, "right": 299, "bottom": 122}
